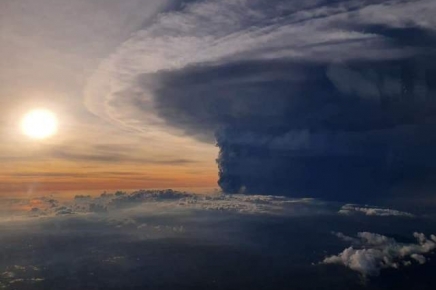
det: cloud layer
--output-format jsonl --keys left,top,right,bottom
{"left": 2, "top": 189, "right": 436, "bottom": 287}
{"left": 7, "top": 189, "right": 326, "bottom": 219}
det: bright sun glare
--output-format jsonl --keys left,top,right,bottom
{"left": 21, "top": 109, "right": 58, "bottom": 139}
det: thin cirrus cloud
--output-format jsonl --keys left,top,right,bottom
{"left": 0, "top": 142, "right": 198, "bottom": 165}
{"left": 49, "top": 148, "right": 197, "bottom": 165}
{"left": 84, "top": 0, "right": 436, "bottom": 202}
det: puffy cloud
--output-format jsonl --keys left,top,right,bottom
{"left": 411, "top": 254, "right": 426, "bottom": 264}
{"left": 322, "top": 231, "right": 436, "bottom": 276}
{"left": 84, "top": 0, "right": 436, "bottom": 202}
{"left": 338, "top": 204, "right": 414, "bottom": 217}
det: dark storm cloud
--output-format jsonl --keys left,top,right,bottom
{"left": 86, "top": 0, "right": 436, "bottom": 202}
{"left": 145, "top": 54, "right": 436, "bottom": 201}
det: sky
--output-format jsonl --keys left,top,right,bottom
{"left": 0, "top": 0, "right": 219, "bottom": 196}
{"left": 2, "top": 1, "right": 436, "bottom": 288}
{"left": 2, "top": 0, "right": 436, "bottom": 202}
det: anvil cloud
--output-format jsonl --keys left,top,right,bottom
{"left": 85, "top": 0, "right": 436, "bottom": 201}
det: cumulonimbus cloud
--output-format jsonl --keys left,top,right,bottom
{"left": 84, "top": 0, "right": 436, "bottom": 201}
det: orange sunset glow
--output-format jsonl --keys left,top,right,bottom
{"left": 2, "top": 1, "right": 436, "bottom": 289}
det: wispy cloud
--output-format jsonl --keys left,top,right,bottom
{"left": 86, "top": 0, "right": 431, "bottom": 129}
{"left": 338, "top": 204, "right": 414, "bottom": 217}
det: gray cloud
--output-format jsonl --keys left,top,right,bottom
{"left": 84, "top": 0, "right": 436, "bottom": 202}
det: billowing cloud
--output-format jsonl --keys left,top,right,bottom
{"left": 321, "top": 231, "right": 436, "bottom": 276}
{"left": 85, "top": 0, "right": 436, "bottom": 201}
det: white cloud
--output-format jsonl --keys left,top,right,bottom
{"left": 338, "top": 204, "right": 414, "bottom": 217}
{"left": 322, "top": 231, "right": 436, "bottom": 276}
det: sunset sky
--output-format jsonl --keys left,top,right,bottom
{"left": 2, "top": 1, "right": 436, "bottom": 289}
{"left": 3, "top": 0, "right": 436, "bottom": 203}
{"left": 2, "top": 0, "right": 436, "bottom": 204}
{"left": 0, "top": 0, "right": 220, "bottom": 196}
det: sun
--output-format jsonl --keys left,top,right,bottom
{"left": 21, "top": 109, "right": 58, "bottom": 139}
